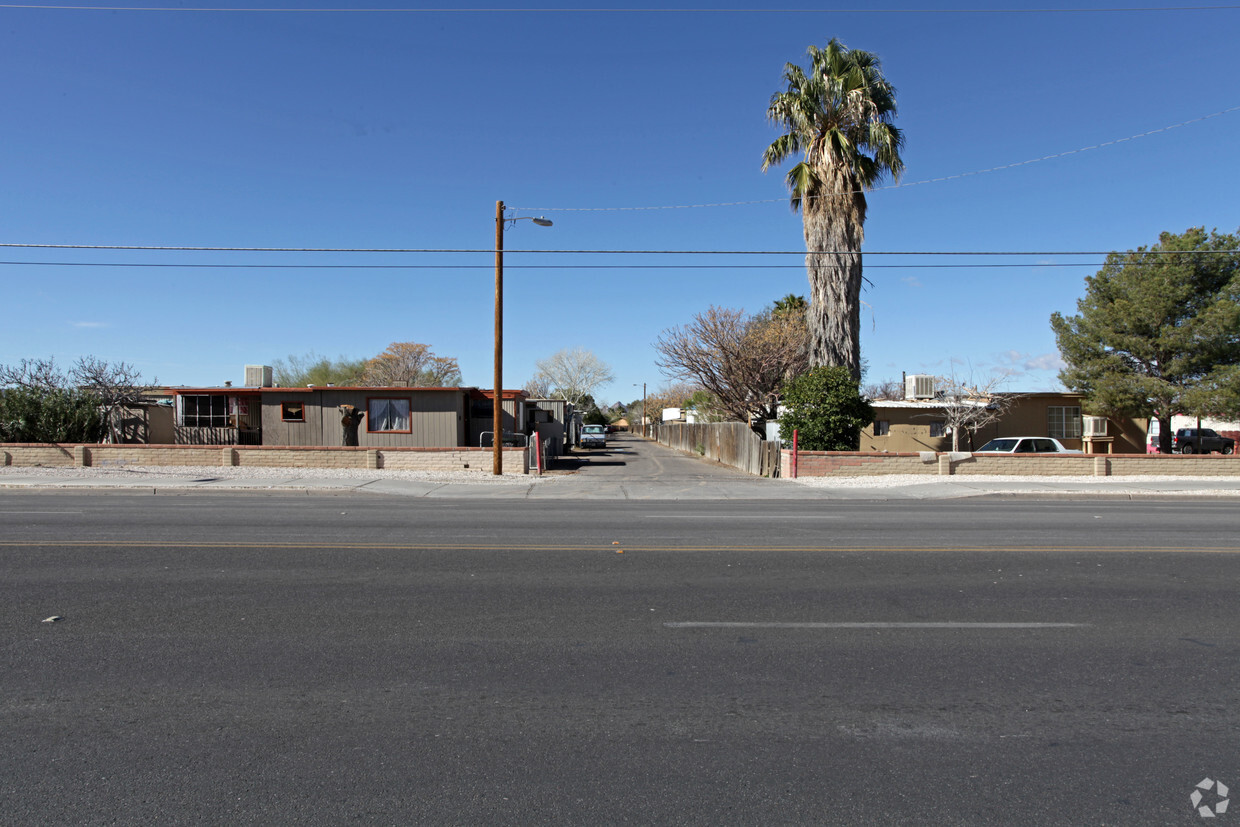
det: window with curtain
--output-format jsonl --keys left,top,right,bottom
{"left": 281, "top": 401, "right": 305, "bottom": 422}
{"left": 368, "top": 398, "right": 411, "bottom": 433}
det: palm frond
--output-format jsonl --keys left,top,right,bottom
{"left": 785, "top": 162, "right": 819, "bottom": 214}
{"left": 761, "top": 37, "right": 903, "bottom": 199}
{"left": 762, "top": 132, "right": 802, "bottom": 172}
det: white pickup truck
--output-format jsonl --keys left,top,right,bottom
{"left": 580, "top": 424, "right": 608, "bottom": 449}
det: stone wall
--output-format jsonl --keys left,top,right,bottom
{"left": 782, "top": 450, "right": 1240, "bottom": 477}
{"left": 1, "top": 443, "right": 529, "bottom": 475}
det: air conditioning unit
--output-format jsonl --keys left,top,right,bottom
{"left": 905, "top": 374, "right": 936, "bottom": 400}
{"left": 244, "top": 364, "right": 273, "bottom": 388}
{"left": 1083, "top": 416, "right": 1108, "bottom": 437}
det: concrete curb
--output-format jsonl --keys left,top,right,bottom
{"left": 3, "top": 478, "right": 1240, "bottom": 500}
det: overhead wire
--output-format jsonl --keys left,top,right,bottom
{"left": 0, "top": 260, "right": 1112, "bottom": 270}
{"left": 515, "top": 105, "right": 1240, "bottom": 213}
{"left": 1, "top": 4, "right": 1237, "bottom": 11}
{"left": 0, "top": 243, "right": 1234, "bottom": 256}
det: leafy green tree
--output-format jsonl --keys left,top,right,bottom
{"left": 763, "top": 39, "right": 904, "bottom": 381}
{"left": 777, "top": 366, "right": 873, "bottom": 450}
{"left": 0, "top": 387, "right": 105, "bottom": 443}
{"left": 582, "top": 407, "right": 609, "bottom": 426}
{"left": 1051, "top": 227, "right": 1240, "bottom": 453}
{"left": 1185, "top": 365, "right": 1240, "bottom": 419}
{"left": 685, "top": 389, "right": 727, "bottom": 423}
{"left": 272, "top": 352, "right": 367, "bottom": 387}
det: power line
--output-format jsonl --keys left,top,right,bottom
{"left": 2, "top": 4, "right": 1236, "bottom": 11}
{"left": 516, "top": 105, "right": 1240, "bottom": 212}
{"left": 0, "top": 243, "right": 1234, "bottom": 256}
{"left": 0, "top": 259, "right": 1109, "bottom": 270}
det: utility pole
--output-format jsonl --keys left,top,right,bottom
{"left": 493, "top": 200, "right": 504, "bottom": 475}
{"left": 492, "top": 202, "right": 552, "bottom": 475}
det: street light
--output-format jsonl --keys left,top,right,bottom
{"left": 494, "top": 200, "right": 553, "bottom": 475}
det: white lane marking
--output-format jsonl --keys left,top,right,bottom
{"left": 0, "top": 511, "right": 86, "bottom": 515}
{"left": 641, "top": 515, "right": 842, "bottom": 519}
{"left": 664, "top": 622, "right": 1086, "bottom": 629}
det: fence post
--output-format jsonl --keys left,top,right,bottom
{"left": 791, "top": 429, "right": 798, "bottom": 479}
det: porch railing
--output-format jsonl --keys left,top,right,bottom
{"left": 174, "top": 426, "right": 262, "bottom": 446}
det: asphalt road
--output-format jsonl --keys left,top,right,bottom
{"left": 2, "top": 492, "right": 1238, "bottom": 825}
{"left": 553, "top": 433, "right": 758, "bottom": 479}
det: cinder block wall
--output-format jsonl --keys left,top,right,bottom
{"left": 781, "top": 450, "right": 1240, "bottom": 477}
{"left": 2, "top": 444, "right": 78, "bottom": 467}
{"left": 783, "top": 452, "right": 934, "bottom": 476}
{"left": 1, "top": 443, "right": 529, "bottom": 475}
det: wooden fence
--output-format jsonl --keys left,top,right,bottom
{"left": 646, "top": 422, "right": 780, "bottom": 477}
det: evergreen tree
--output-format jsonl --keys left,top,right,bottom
{"left": 1051, "top": 227, "right": 1240, "bottom": 452}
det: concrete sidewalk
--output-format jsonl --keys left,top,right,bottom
{"left": 3, "top": 465, "right": 1240, "bottom": 499}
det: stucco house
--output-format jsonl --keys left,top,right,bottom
{"left": 861, "top": 391, "right": 1147, "bottom": 454}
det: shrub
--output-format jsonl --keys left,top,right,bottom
{"left": 778, "top": 366, "right": 873, "bottom": 451}
{"left": 0, "top": 387, "right": 106, "bottom": 443}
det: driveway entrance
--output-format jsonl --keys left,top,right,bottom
{"left": 556, "top": 433, "right": 758, "bottom": 480}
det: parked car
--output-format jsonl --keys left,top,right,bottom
{"left": 1173, "top": 428, "right": 1235, "bottom": 454}
{"left": 975, "top": 437, "right": 1082, "bottom": 454}
{"left": 580, "top": 424, "right": 608, "bottom": 449}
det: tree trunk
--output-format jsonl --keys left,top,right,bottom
{"left": 1158, "top": 412, "right": 1174, "bottom": 453}
{"left": 802, "top": 174, "right": 866, "bottom": 381}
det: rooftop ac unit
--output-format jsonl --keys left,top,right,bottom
{"left": 905, "top": 374, "right": 936, "bottom": 400}
{"left": 244, "top": 364, "right": 273, "bottom": 388}
{"left": 1083, "top": 416, "right": 1107, "bottom": 437}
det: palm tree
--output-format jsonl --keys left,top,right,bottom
{"left": 772, "top": 293, "right": 808, "bottom": 319}
{"left": 762, "top": 38, "right": 904, "bottom": 381}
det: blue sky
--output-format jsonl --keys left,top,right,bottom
{"left": 3, "top": 1, "right": 1238, "bottom": 405}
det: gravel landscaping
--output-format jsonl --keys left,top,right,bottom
{"left": 786, "top": 472, "right": 1240, "bottom": 494}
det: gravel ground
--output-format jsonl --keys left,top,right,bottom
{"left": 786, "top": 472, "right": 1240, "bottom": 494}
{"left": 0, "top": 465, "right": 548, "bottom": 485}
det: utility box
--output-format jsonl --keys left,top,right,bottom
{"left": 904, "top": 374, "right": 936, "bottom": 400}
{"left": 245, "top": 365, "right": 273, "bottom": 388}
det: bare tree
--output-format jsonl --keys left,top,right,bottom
{"left": 863, "top": 378, "right": 904, "bottom": 401}
{"left": 0, "top": 356, "right": 156, "bottom": 443}
{"left": 934, "top": 372, "right": 1017, "bottom": 451}
{"left": 654, "top": 305, "right": 809, "bottom": 429}
{"left": 522, "top": 374, "right": 552, "bottom": 398}
{"left": 362, "top": 342, "right": 462, "bottom": 387}
{"left": 529, "top": 348, "right": 615, "bottom": 409}
{"left": 0, "top": 357, "right": 65, "bottom": 391}
{"left": 643, "top": 381, "right": 704, "bottom": 422}
{"left": 70, "top": 356, "right": 158, "bottom": 443}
